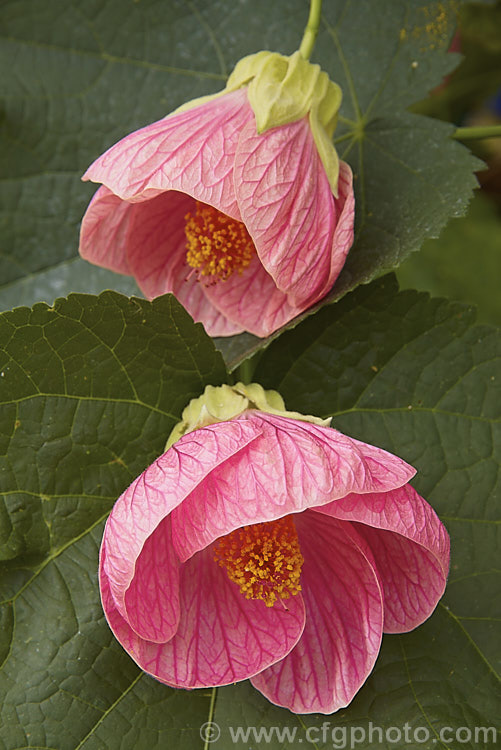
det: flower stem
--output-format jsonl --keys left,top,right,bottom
{"left": 452, "top": 125, "right": 501, "bottom": 141}
{"left": 234, "top": 356, "right": 255, "bottom": 385}
{"left": 299, "top": 0, "right": 323, "bottom": 60}
{"left": 233, "top": 350, "right": 264, "bottom": 385}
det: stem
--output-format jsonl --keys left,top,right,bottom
{"left": 203, "top": 688, "right": 218, "bottom": 750}
{"left": 452, "top": 125, "right": 501, "bottom": 141}
{"left": 233, "top": 350, "right": 264, "bottom": 385}
{"left": 234, "top": 357, "right": 254, "bottom": 385}
{"left": 299, "top": 0, "right": 323, "bottom": 60}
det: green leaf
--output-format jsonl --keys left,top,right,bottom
{"left": 397, "top": 191, "right": 501, "bottom": 326}
{"left": 316, "top": 1, "right": 480, "bottom": 288}
{"left": 0, "top": 257, "right": 142, "bottom": 314}
{"left": 3, "top": 280, "right": 499, "bottom": 748}
{"left": 1, "top": 0, "right": 480, "bottom": 366}
{"left": 0, "top": 291, "right": 227, "bottom": 747}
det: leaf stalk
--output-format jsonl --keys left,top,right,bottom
{"left": 452, "top": 125, "right": 501, "bottom": 141}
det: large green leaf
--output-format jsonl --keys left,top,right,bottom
{"left": 397, "top": 191, "right": 501, "bottom": 326}
{"left": 1, "top": 0, "right": 480, "bottom": 363}
{"left": 1, "top": 278, "right": 499, "bottom": 748}
{"left": 0, "top": 291, "right": 227, "bottom": 748}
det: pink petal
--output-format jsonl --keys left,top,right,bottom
{"left": 171, "top": 413, "right": 415, "bottom": 562}
{"left": 102, "top": 420, "right": 262, "bottom": 626}
{"left": 251, "top": 511, "right": 383, "bottom": 713}
{"left": 79, "top": 186, "right": 240, "bottom": 336}
{"left": 234, "top": 117, "right": 354, "bottom": 306}
{"left": 201, "top": 253, "right": 302, "bottom": 337}
{"left": 100, "top": 542, "right": 305, "bottom": 688}
{"left": 83, "top": 89, "right": 253, "bottom": 220}
{"left": 314, "top": 484, "right": 450, "bottom": 632}
{"left": 174, "top": 275, "right": 244, "bottom": 337}
{"left": 332, "top": 161, "right": 355, "bottom": 269}
{"left": 79, "top": 186, "right": 133, "bottom": 274}
{"left": 123, "top": 516, "right": 180, "bottom": 643}
{"left": 123, "top": 189, "right": 242, "bottom": 336}
{"left": 123, "top": 189, "right": 194, "bottom": 297}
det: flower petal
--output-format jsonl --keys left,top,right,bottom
{"left": 175, "top": 276, "right": 244, "bottom": 337}
{"left": 101, "top": 543, "right": 305, "bottom": 688}
{"left": 102, "top": 420, "right": 262, "bottom": 626}
{"left": 354, "top": 524, "right": 449, "bottom": 633}
{"left": 200, "top": 254, "right": 301, "bottom": 337}
{"left": 79, "top": 186, "right": 133, "bottom": 274}
{"left": 171, "top": 412, "right": 415, "bottom": 561}
{"left": 123, "top": 516, "right": 180, "bottom": 643}
{"left": 123, "top": 189, "right": 194, "bottom": 297}
{"left": 251, "top": 511, "right": 383, "bottom": 714}
{"left": 332, "top": 161, "right": 355, "bottom": 270}
{"left": 149, "top": 546, "right": 305, "bottom": 687}
{"left": 83, "top": 89, "right": 252, "bottom": 219}
{"left": 100, "top": 539, "right": 145, "bottom": 652}
{"left": 123, "top": 189, "right": 242, "bottom": 336}
{"left": 234, "top": 117, "right": 354, "bottom": 306}
{"left": 314, "top": 484, "right": 450, "bottom": 632}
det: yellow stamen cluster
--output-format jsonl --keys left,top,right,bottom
{"left": 214, "top": 515, "right": 304, "bottom": 608}
{"left": 185, "top": 201, "right": 255, "bottom": 280}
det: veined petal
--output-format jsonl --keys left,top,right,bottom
{"left": 124, "top": 189, "right": 241, "bottom": 336}
{"left": 234, "top": 117, "right": 353, "bottom": 306}
{"left": 123, "top": 517, "right": 180, "bottom": 643}
{"left": 314, "top": 484, "right": 450, "bottom": 632}
{"left": 171, "top": 412, "right": 415, "bottom": 561}
{"left": 124, "top": 189, "right": 194, "bottom": 297}
{"left": 79, "top": 186, "right": 133, "bottom": 274}
{"left": 102, "top": 420, "right": 262, "bottom": 625}
{"left": 201, "top": 254, "right": 302, "bottom": 338}
{"left": 251, "top": 511, "right": 383, "bottom": 714}
{"left": 83, "top": 89, "right": 253, "bottom": 219}
{"left": 101, "top": 544, "right": 305, "bottom": 688}
{"left": 353, "top": 524, "right": 448, "bottom": 633}
{"left": 100, "top": 540, "right": 147, "bottom": 654}
{"left": 146, "top": 546, "right": 305, "bottom": 688}
{"left": 332, "top": 161, "right": 355, "bottom": 268}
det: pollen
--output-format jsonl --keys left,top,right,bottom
{"left": 185, "top": 201, "right": 256, "bottom": 281}
{"left": 214, "top": 515, "right": 304, "bottom": 608}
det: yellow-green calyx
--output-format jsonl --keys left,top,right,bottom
{"left": 175, "top": 51, "right": 343, "bottom": 196}
{"left": 165, "top": 382, "right": 331, "bottom": 450}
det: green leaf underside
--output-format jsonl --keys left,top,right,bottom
{"left": 0, "top": 259, "right": 142, "bottom": 313}
{"left": 1, "top": 278, "right": 499, "bottom": 748}
{"left": 1, "top": 0, "right": 481, "bottom": 367}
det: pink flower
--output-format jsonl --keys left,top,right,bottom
{"left": 79, "top": 52, "right": 355, "bottom": 338}
{"left": 99, "top": 411, "right": 449, "bottom": 714}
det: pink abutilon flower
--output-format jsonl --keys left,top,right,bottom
{"left": 79, "top": 51, "right": 355, "bottom": 338}
{"left": 99, "top": 388, "right": 450, "bottom": 714}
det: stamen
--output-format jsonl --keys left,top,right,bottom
{"left": 184, "top": 201, "right": 256, "bottom": 281}
{"left": 184, "top": 267, "right": 197, "bottom": 282}
{"left": 214, "top": 515, "right": 304, "bottom": 607}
